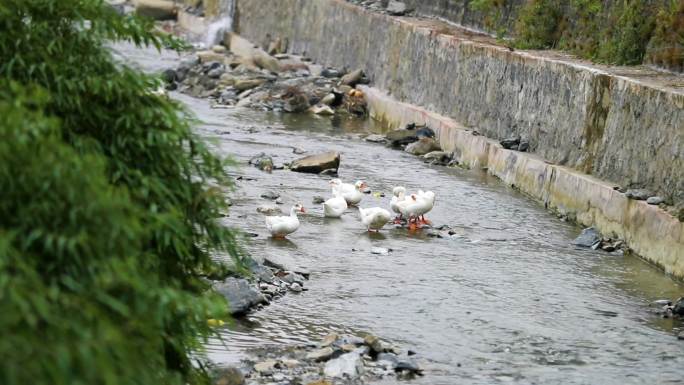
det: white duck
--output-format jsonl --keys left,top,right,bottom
{"left": 390, "top": 186, "right": 407, "bottom": 223}
{"left": 396, "top": 191, "right": 435, "bottom": 230}
{"left": 359, "top": 207, "right": 392, "bottom": 232}
{"left": 323, "top": 182, "right": 348, "bottom": 218}
{"left": 331, "top": 179, "right": 367, "bottom": 206}
{"left": 415, "top": 190, "right": 436, "bottom": 224}
{"left": 265, "top": 203, "right": 305, "bottom": 238}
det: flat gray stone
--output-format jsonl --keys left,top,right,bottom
{"left": 573, "top": 227, "right": 601, "bottom": 248}
{"left": 214, "top": 278, "right": 265, "bottom": 315}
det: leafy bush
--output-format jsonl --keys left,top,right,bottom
{"left": 595, "top": 0, "right": 656, "bottom": 65}
{"left": 0, "top": 1, "right": 240, "bottom": 384}
{"left": 513, "top": 0, "right": 562, "bottom": 49}
{"left": 645, "top": 0, "right": 684, "bottom": 71}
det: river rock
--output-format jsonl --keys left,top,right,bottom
{"left": 395, "top": 357, "right": 421, "bottom": 373}
{"left": 291, "top": 151, "right": 340, "bottom": 173}
{"left": 310, "top": 104, "right": 335, "bottom": 115}
{"left": 251, "top": 264, "right": 275, "bottom": 282}
{"left": 518, "top": 140, "right": 530, "bottom": 152}
{"left": 405, "top": 137, "right": 441, "bottom": 156}
{"left": 322, "top": 68, "right": 342, "bottom": 78}
{"left": 340, "top": 69, "right": 364, "bottom": 87}
{"left": 284, "top": 93, "right": 310, "bottom": 113}
{"left": 364, "top": 134, "right": 388, "bottom": 143}
{"left": 234, "top": 78, "right": 266, "bottom": 91}
{"left": 213, "top": 366, "right": 245, "bottom": 385}
{"left": 320, "top": 93, "right": 336, "bottom": 105}
{"left": 306, "top": 347, "right": 334, "bottom": 362}
{"left": 500, "top": 136, "right": 520, "bottom": 150}
{"left": 370, "top": 247, "right": 390, "bottom": 255}
{"left": 573, "top": 227, "right": 601, "bottom": 248}
{"left": 386, "top": 129, "right": 418, "bottom": 147}
{"left": 207, "top": 66, "right": 224, "bottom": 79}
{"left": 647, "top": 196, "right": 664, "bottom": 205}
{"left": 197, "top": 50, "right": 225, "bottom": 63}
{"left": 386, "top": 0, "right": 407, "bottom": 15}
{"left": 135, "top": 0, "right": 176, "bottom": 20}
{"left": 364, "top": 335, "right": 384, "bottom": 354}
{"left": 625, "top": 189, "right": 651, "bottom": 200}
{"left": 324, "top": 352, "right": 364, "bottom": 378}
{"left": 313, "top": 195, "right": 326, "bottom": 204}
{"left": 673, "top": 297, "right": 684, "bottom": 316}
{"left": 213, "top": 278, "right": 265, "bottom": 315}
{"left": 319, "top": 333, "right": 339, "bottom": 347}
{"left": 376, "top": 353, "right": 399, "bottom": 369}
{"left": 253, "top": 360, "right": 277, "bottom": 374}
{"left": 257, "top": 205, "right": 282, "bottom": 215}
{"left": 260, "top": 191, "right": 280, "bottom": 200}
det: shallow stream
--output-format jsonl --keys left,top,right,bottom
{"left": 120, "top": 43, "right": 684, "bottom": 385}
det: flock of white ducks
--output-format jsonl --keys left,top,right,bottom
{"left": 264, "top": 179, "right": 435, "bottom": 237}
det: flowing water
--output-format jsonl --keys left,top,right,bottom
{"left": 120, "top": 43, "right": 684, "bottom": 385}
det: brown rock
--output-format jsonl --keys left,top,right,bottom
{"left": 213, "top": 366, "right": 245, "bottom": 385}
{"left": 234, "top": 79, "right": 266, "bottom": 91}
{"left": 196, "top": 50, "right": 225, "bottom": 63}
{"left": 340, "top": 69, "right": 364, "bottom": 86}
{"left": 405, "top": 137, "right": 441, "bottom": 156}
{"left": 134, "top": 0, "right": 176, "bottom": 20}
{"left": 305, "top": 347, "right": 334, "bottom": 362}
{"left": 291, "top": 152, "right": 340, "bottom": 174}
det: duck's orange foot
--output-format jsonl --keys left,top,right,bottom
{"left": 408, "top": 222, "right": 418, "bottom": 231}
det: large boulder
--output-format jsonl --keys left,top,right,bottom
{"left": 324, "top": 352, "right": 364, "bottom": 378}
{"left": 386, "top": 129, "right": 418, "bottom": 147}
{"left": 573, "top": 227, "right": 601, "bottom": 248}
{"left": 134, "top": 0, "right": 177, "bottom": 20}
{"left": 340, "top": 69, "right": 364, "bottom": 87}
{"left": 213, "top": 277, "right": 265, "bottom": 315}
{"left": 405, "top": 137, "right": 441, "bottom": 156}
{"left": 291, "top": 151, "right": 340, "bottom": 173}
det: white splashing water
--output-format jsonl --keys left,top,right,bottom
{"left": 203, "top": 0, "right": 236, "bottom": 47}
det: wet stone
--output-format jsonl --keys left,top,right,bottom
{"left": 260, "top": 191, "right": 280, "bottom": 200}
{"left": 212, "top": 366, "right": 245, "bottom": 385}
{"left": 254, "top": 360, "right": 277, "bottom": 374}
{"left": 573, "top": 227, "right": 601, "bottom": 248}
{"left": 306, "top": 347, "right": 334, "bottom": 362}
{"left": 364, "top": 335, "right": 384, "bottom": 354}
{"left": 395, "top": 357, "right": 421, "bottom": 374}
{"left": 290, "top": 151, "right": 340, "bottom": 173}
{"left": 290, "top": 282, "right": 303, "bottom": 292}
{"left": 324, "top": 352, "right": 364, "bottom": 378}
{"left": 319, "top": 333, "right": 339, "bottom": 348}
{"left": 213, "top": 278, "right": 265, "bottom": 316}
{"left": 647, "top": 196, "right": 664, "bottom": 205}
{"left": 257, "top": 205, "right": 282, "bottom": 215}
{"left": 500, "top": 136, "right": 520, "bottom": 150}
{"left": 312, "top": 195, "right": 326, "bottom": 204}
{"left": 370, "top": 247, "right": 390, "bottom": 255}
{"left": 625, "top": 189, "right": 651, "bottom": 200}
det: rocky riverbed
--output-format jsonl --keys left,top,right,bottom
{"left": 210, "top": 333, "right": 424, "bottom": 385}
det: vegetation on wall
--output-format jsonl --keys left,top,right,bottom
{"left": 0, "top": 1, "right": 240, "bottom": 385}
{"left": 468, "top": 0, "right": 683, "bottom": 70}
